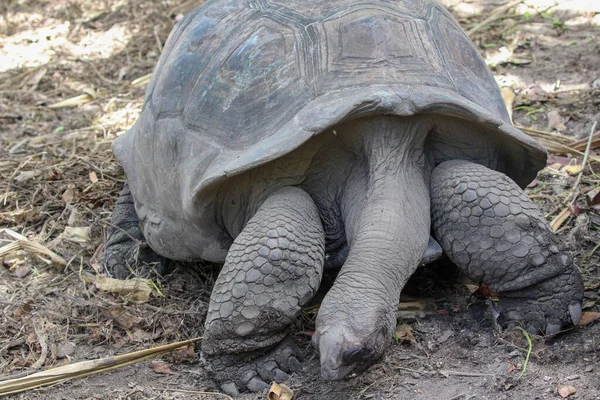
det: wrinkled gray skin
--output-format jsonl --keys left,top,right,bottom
{"left": 105, "top": 0, "right": 584, "bottom": 396}
{"left": 107, "top": 117, "right": 583, "bottom": 395}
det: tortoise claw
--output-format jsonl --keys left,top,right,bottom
{"left": 246, "top": 377, "right": 270, "bottom": 392}
{"left": 569, "top": 302, "right": 582, "bottom": 326}
{"left": 545, "top": 322, "right": 562, "bottom": 337}
{"left": 221, "top": 382, "right": 240, "bottom": 397}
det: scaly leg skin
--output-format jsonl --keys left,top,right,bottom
{"left": 431, "top": 160, "right": 583, "bottom": 335}
{"left": 104, "top": 182, "right": 167, "bottom": 279}
{"left": 201, "top": 186, "right": 325, "bottom": 396}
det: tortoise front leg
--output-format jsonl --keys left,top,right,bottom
{"left": 430, "top": 160, "right": 583, "bottom": 335}
{"left": 104, "top": 182, "right": 167, "bottom": 278}
{"left": 202, "top": 186, "right": 325, "bottom": 395}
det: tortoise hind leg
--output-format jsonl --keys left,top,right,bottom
{"left": 430, "top": 160, "right": 583, "bottom": 335}
{"left": 202, "top": 186, "right": 325, "bottom": 395}
{"left": 104, "top": 181, "right": 168, "bottom": 278}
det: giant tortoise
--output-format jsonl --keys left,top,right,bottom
{"left": 106, "top": 0, "right": 584, "bottom": 394}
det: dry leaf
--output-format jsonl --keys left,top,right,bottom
{"left": 47, "top": 93, "right": 94, "bottom": 109}
{"left": 63, "top": 227, "right": 91, "bottom": 244}
{"left": 587, "top": 187, "right": 600, "bottom": 206}
{"left": 14, "top": 170, "right": 42, "bottom": 183}
{"left": 62, "top": 186, "right": 76, "bottom": 204}
{"left": 13, "top": 303, "right": 32, "bottom": 319}
{"left": 170, "top": 344, "right": 197, "bottom": 363}
{"left": 131, "top": 73, "right": 152, "bottom": 86}
{"left": 564, "top": 165, "right": 583, "bottom": 176}
{"left": 85, "top": 275, "right": 154, "bottom": 303}
{"left": 129, "top": 328, "right": 154, "bottom": 343}
{"left": 149, "top": 360, "right": 172, "bottom": 374}
{"left": 550, "top": 207, "right": 571, "bottom": 232}
{"left": 89, "top": 171, "right": 98, "bottom": 183}
{"left": 268, "top": 382, "right": 294, "bottom": 400}
{"left": 0, "top": 233, "right": 67, "bottom": 269}
{"left": 102, "top": 306, "right": 142, "bottom": 329}
{"left": 557, "top": 384, "right": 577, "bottom": 398}
{"left": 0, "top": 337, "right": 202, "bottom": 396}
{"left": 394, "top": 324, "right": 416, "bottom": 344}
{"left": 547, "top": 110, "right": 567, "bottom": 132}
{"left": 578, "top": 312, "right": 600, "bottom": 326}
{"left": 501, "top": 87, "right": 516, "bottom": 123}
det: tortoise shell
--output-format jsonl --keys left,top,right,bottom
{"left": 113, "top": 0, "right": 546, "bottom": 262}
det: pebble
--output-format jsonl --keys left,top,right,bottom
{"left": 56, "top": 342, "right": 76, "bottom": 359}
{"left": 14, "top": 265, "right": 31, "bottom": 278}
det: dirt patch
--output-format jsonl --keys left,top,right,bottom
{"left": 1, "top": 0, "right": 599, "bottom": 399}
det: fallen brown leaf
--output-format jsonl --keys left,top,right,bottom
{"left": 170, "top": 344, "right": 197, "bottom": 364}
{"left": 268, "top": 382, "right": 294, "bottom": 400}
{"left": 83, "top": 274, "right": 154, "bottom": 303}
{"left": 102, "top": 306, "right": 142, "bottom": 330}
{"left": 62, "top": 186, "right": 76, "bottom": 204}
{"left": 587, "top": 187, "right": 600, "bottom": 206}
{"left": 550, "top": 207, "right": 572, "bottom": 232}
{"left": 578, "top": 312, "right": 600, "bottom": 326}
{"left": 547, "top": 110, "right": 567, "bottom": 132}
{"left": 394, "top": 324, "right": 416, "bottom": 344}
{"left": 149, "top": 360, "right": 172, "bottom": 374}
{"left": 557, "top": 384, "right": 577, "bottom": 398}
{"left": 13, "top": 304, "right": 32, "bottom": 320}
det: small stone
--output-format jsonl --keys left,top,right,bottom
{"left": 509, "top": 350, "right": 521, "bottom": 358}
{"left": 14, "top": 265, "right": 31, "bottom": 278}
{"left": 566, "top": 374, "right": 580, "bottom": 381}
{"left": 56, "top": 342, "right": 76, "bottom": 359}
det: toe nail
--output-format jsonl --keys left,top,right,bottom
{"left": 526, "top": 324, "right": 540, "bottom": 335}
{"left": 545, "top": 322, "right": 561, "bottom": 337}
{"left": 246, "top": 377, "right": 270, "bottom": 392}
{"left": 272, "top": 368, "right": 290, "bottom": 382}
{"left": 221, "top": 382, "right": 239, "bottom": 397}
{"left": 289, "top": 357, "right": 302, "bottom": 373}
{"left": 569, "top": 303, "right": 582, "bottom": 325}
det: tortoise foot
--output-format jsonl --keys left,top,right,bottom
{"left": 203, "top": 337, "right": 303, "bottom": 396}
{"left": 495, "top": 267, "right": 583, "bottom": 336}
{"left": 105, "top": 182, "right": 169, "bottom": 279}
{"left": 431, "top": 160, "right": 583, "bottom": 337}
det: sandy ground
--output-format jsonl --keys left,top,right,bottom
{"left": 1, "top": 0, "right": 599, "bottom": 399}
